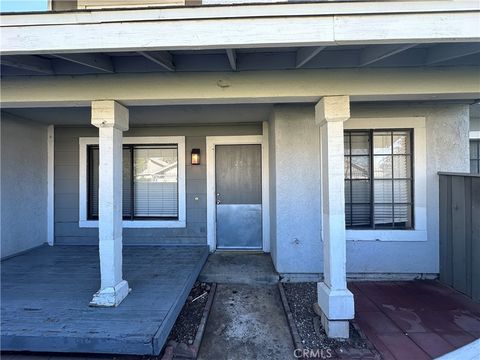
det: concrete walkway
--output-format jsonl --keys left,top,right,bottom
{"left": 197, "top": 284, "right": 295, "bottom": 360}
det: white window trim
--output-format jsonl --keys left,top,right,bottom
{"left": 470, "top": 131, "right": 480, "bottom": 139}
{"left": 79, "top": 136, "right": 186, "bottom": 228}
{"left": 344, "top": 117, "right": 427, "bottom": 242}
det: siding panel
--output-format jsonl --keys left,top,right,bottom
{"left": 439, "top": 173, "right": 480, "bottom": 302}
{"left": 451, "top": 176, "right": 467, "bottom": 294}
{"left": 471, "top": 178, "right": 480, "bottom": 301}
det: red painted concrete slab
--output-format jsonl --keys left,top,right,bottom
{"left": 351, "top": 281, "right": 480, "bottom": 360}
{"left": 355, "top": 311, "right": 402, "bottom": 334}
{"left": 382, "top": 306, "right": 432, "bottom": 333}
{"left": 358, "top": 332, "right": 397, "bottom": 360}
{"left": 439, "top": 331, "right": 477, "bottom": 348}
{"left": 408, "top": 332, "right": 455, "bottom": 358}
{"left": 376, "top": 333, "right": 430, "bottom": 360}
{"left": 354, "top": 293, "right": 381, "bottom": 313}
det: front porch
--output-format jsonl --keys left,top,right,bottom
{"left": 1, "top": 245, "right": 208, "bottom": 355}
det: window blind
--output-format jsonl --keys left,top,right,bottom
{"left": 133, "top": 146, "right": 178, "bottom": 218}
{"left": 87, "top": 144, "right": 178, "bottom": 220}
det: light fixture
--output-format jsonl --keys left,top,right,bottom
{"left": 191, "top": 148, "right": 201, "bottom": 165}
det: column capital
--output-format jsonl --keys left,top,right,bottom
{"left": 315, "top": 96, "right": 350, "bottom": 126}
{"left": 91, "top": 100, "right": 129, "bottom": 131}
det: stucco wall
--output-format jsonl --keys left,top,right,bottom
{"left": 269, "top": 105, "right": 322, "bottom": 274}
{"left": 1, "top": 113, "right": 48, "bottom": 258}
{"left": 54, "top": 123, "right": 262, "bottom": 245}
{"left": 269, "top": 103, "right": 470, "bottom": 276}
{"left": 347, "top": 104, "right": 470, "bottom": 274}
{"left": 268, "top": 112, "right": 278, "bottom": 268}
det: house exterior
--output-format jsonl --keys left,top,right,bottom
{"left": 470, "top": 104, "right": 480, "bottom": 173}
{"left": 1, "top": 0, "right": 479, "bottom": 341}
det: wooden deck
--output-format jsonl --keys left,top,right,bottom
{"left": 1, "top": 245, "right": 209, "bottom": 355}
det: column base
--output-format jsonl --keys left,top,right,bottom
{"left": 317, "top": 281, "right": 354, "bottom": 319}
{"left": 315, "top": 281, "right": 354, "bottom": 338}
{"left": 321, "top": 314, "right": 350, "bottom": 338}
{"left": 89, "top": 280, "right": 130, "bottom": 307}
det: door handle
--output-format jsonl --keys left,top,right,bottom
{"left": 216, "top": 193, "right": 221, "bottom": 205}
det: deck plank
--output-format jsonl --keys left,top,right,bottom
{"left": 1, "top": 245, "right": 208, "bottom": 355}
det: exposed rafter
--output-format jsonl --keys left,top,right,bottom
{"left": 138, "top": 51, "right": 175, "bottom": 71}
{"left": 226, "top": 49, "right": 237, "bottom": 71}
{"left": 0, "top": 55, "right": 54, "bottom": 74}
{"left": 360, "top": 44, "right": 417, "bottom": 67}
{"left": 426, "top": 43, "right": 480, "bottom": 65}
{"left": 296, "top": 46, "right": 325, "bottom": 68}
{"left": 52, "top": 53, "right": 114, "bottom": 73}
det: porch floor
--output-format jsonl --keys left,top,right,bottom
{"left": 1, "top": 245, "right": 209, "bottom": 355}
{"left": 352, "top": 280, "right": 480, "bottom": 359}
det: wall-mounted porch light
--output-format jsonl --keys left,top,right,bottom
{"left": 191, "top": 148, "right": 201, "bottom": 165}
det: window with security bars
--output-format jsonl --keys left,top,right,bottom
{"left": 470, "top": 140, "right": 480, "bottom": 174}
{"left": 344, "top": 129, "right": 414, "bottom": 229}
{"left": 88, "top": 144, "right": 178, "bottom": 220}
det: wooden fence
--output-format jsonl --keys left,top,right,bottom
{"left": 439, "top": 172, "right": 480, "bottom": 302}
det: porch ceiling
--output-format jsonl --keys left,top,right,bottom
{"left": 1, "top": 43, "right": 480, "bottom": 76}
{"left": 2, "top": 1, "right": 478, "bottom": 76}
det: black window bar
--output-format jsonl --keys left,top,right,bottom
{"left": 344, "top": 129, "right": 414, "bottom": 230}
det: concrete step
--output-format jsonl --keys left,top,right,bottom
{"left": 198, "top": 272, "right": 280, "bottom": 285}
{"left": 199, "top": 252, "right": 280, "bottom": 285}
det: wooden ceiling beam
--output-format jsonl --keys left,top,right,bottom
{"left": 138, "top": 51, "right": 175, "bottom": 71}
{"left": 52, "top": 53, "right": 114, "bottom": 72}
{"left": 360, "top": 44, "right": 416, "bottom": 67}
{"left": 296, "top": 47, "right": 325, "bottom": 68}
{"left": 1, "top": 55, "right": 54, "bottom": 74}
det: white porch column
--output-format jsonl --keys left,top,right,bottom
{"left": 90, "top": 100, "right": 130, "bottom": 307}
{"left": 315, "top": 96, "right": 354, "bottom": 338}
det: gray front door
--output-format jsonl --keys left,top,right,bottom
{"left": 215, "top": 144, "right": 262, "bottom": 250}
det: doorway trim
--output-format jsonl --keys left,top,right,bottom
{"left": 206, "top": 131, "right": 269, "bottom": 252}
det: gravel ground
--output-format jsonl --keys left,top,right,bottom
{"left": 167, "top": 281, "right": 211, "bottom": 345}
{"left": 283, "top": 283, "right": 378, "bottom": 359}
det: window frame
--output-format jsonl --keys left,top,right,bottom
{"left": 79, "top": 136, "right": 186, "bottom": 228}
{"left": 470, "top": 139, "right": 480, "bottom": 174}
{"left": 87, "top": 143, "right": 180, "bottom": 221}
{"left": 344, "top": 128, "right": 415, "bottom": 230}
{"left": 343, "top": 117, "right": 427, "bottom": 242}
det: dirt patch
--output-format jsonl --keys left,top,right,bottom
{"left": 167, "top": 281, "right": 212, "bottom": 345}
{"left": 283, "top": 282, "right": 380, "bottom": 359}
